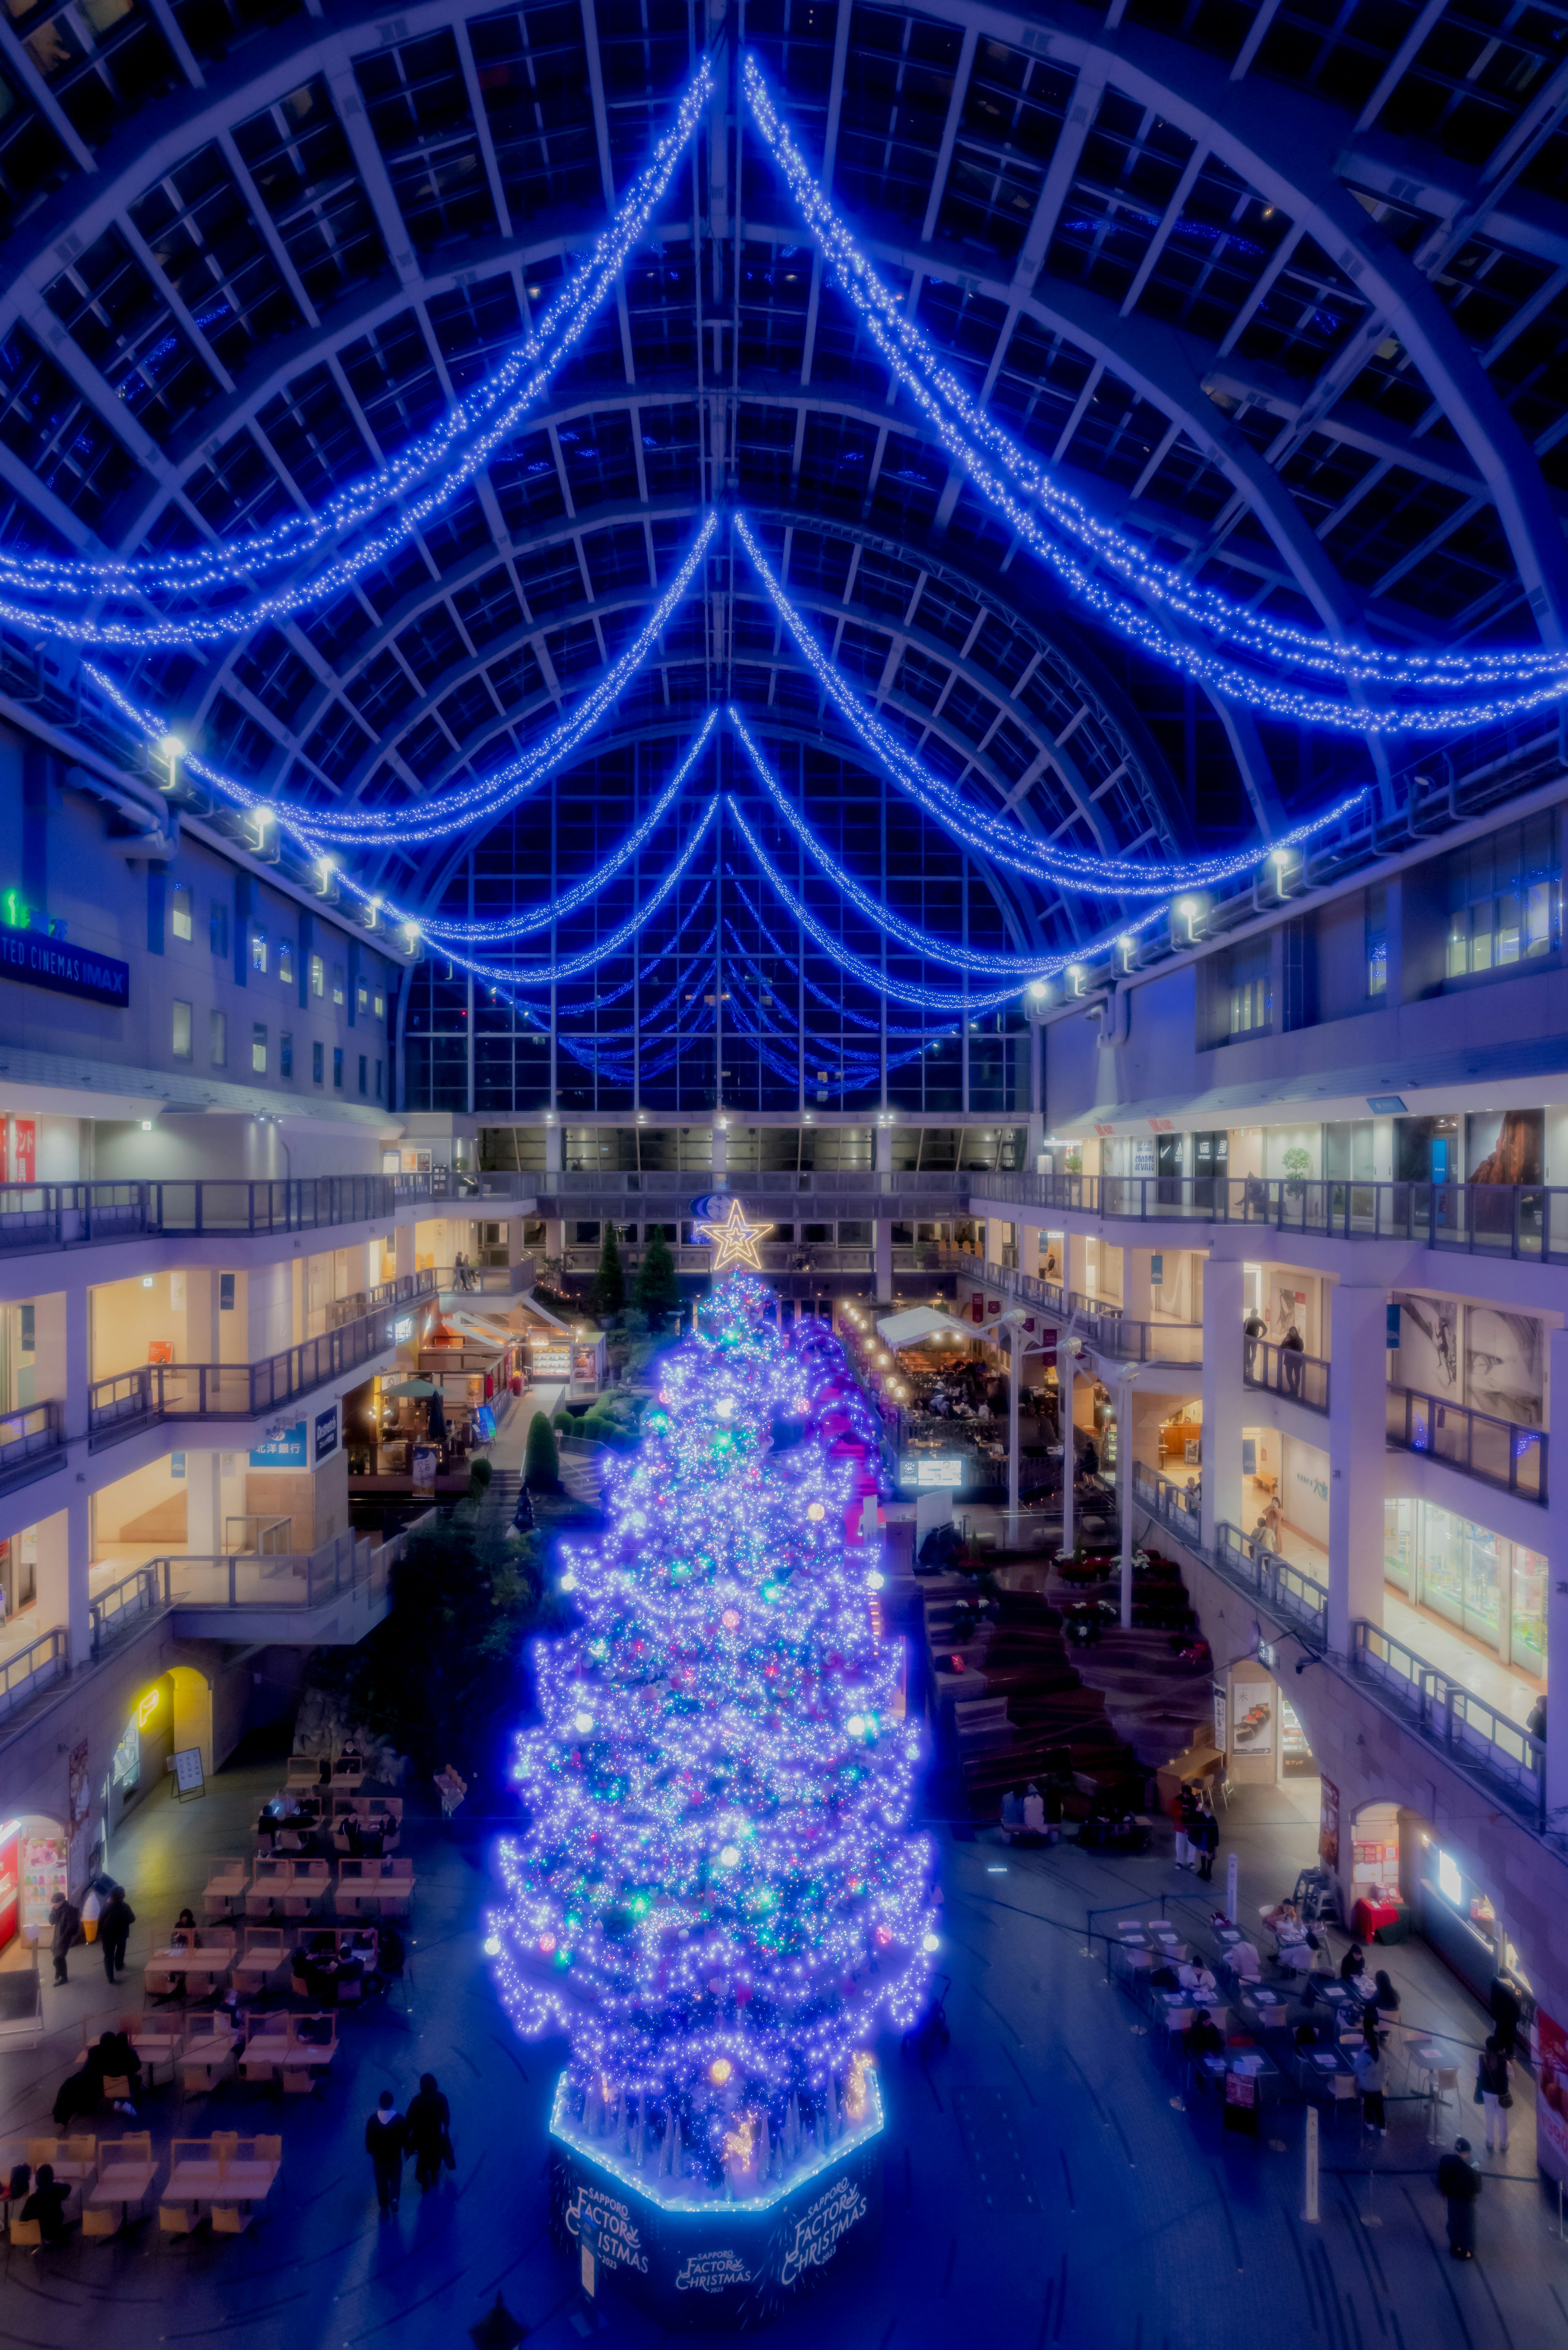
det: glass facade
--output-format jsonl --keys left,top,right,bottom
{"left": 1383, "top": 1498, "right": 1545, "bottom": 1676}
{"left": 1445, "top": 810, "right": 1559, "bottom": 977}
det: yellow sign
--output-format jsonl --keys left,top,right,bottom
{"left": 137, "top": 1689, "right": 160, "bottom": 1726}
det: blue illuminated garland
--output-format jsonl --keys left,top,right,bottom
{"left": 731, "top": 707, "right": 1167, "bottom": 974}
{"left": 0, "top": 65, "right": 714, "bottom": 647}
{"left": 419, "top": 714, "right": 718, "bottom": 941}
{"left": 742, "top": 55, "right": 1568, "bottom": 731}
{"left": 722, "top": 883, "right": 937, "bottom": 1035}
{"left": 85, "top": 517, "right": 715, "bottom": 856}
{"left": 735, "top": 518, "right": 1369, "bottom": 891}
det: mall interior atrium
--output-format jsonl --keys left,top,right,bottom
{"left": 0, "top": 0, "right": 1562, "bottom": 2338}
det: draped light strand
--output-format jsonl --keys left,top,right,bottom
{"left": 0, "top": 63, "right": 715, "bottom": 646}
{"left": 742, "top": 56, "right": 1568, "bottom": 731}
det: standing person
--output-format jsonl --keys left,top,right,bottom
{"left": 98, "top": 1886, "right": 134, "bottom": 1984}
{"left": 1477, "top": 2036, "right": 1512, "bottom": 2154}
{"left": 1196, "top": 1796, "right": 1220, "bottom": 1883}
{"left": 365, "top": 2090, "right": 408, "bottom": 2216}
{"left": 1354, "top": 2036, "right": 1387, "bottom": 2136}
{"left": 1437, "top": 2138, "right": 1481, "bottom": 2259}
{"left": 405, "top": 2073, "right": 453, "bottom": 2193}
{"left": 1281, "top": 1325, "right": 1305, "bottom": 1399}
{"left": 1243, "top": 1307, "right": 1265, "bottom": 1380}
{"left": 1489, "top": 1971, "right": 1522, "bottom": 2059}
{"left": 47, "top": 1891, "right": 78, "bottom": 1987}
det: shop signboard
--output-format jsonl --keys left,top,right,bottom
{"left": 313, "top": 1403, "right": 339, "bottom": 1466}
{"left": 0, "top": 1827, "right": 18, "bottom": 1951}
{"left": 1230, "top": 1679, "right": 1274, "bottom": 1757}
{"left": 1212, "top": 1684, "right": 1227, "bottom": 1751}
{"left": 251, "top": 1422, "right": 307, "bottom": 1469}
{"left": 0, "top": 1119, "right": 35, "bottom": 1184}
{"left": 171, "top": 1748, "right": 206, "bottom": 1800}
{"left": 412, "top": 1446, "right": 438, "bottom": 1492}
{"left": 0, "top": 930, "right": 129, "bottom": 1007}
{"left": 900, "top": 1456, "right": 965, "bottom": 1490}
{"left": 1537, "top": 2008, "right": 1568, "bottom": 2187}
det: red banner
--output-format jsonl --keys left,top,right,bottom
{"left": 1538, "top": 2007, "right": 1568, "bottom": 2186}
{"left": 0, "top": 1830, "right": 18, "bottom": 1952}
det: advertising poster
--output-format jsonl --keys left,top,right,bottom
{"left": 412, "top": 1446, "right": 438, "bottom": 1492}
{"left": 21, "top": 1835, "right": 65, "bottom": 1928}
{"left": 1319, "top": 1775, "right": 1340, "bottom": 1871}
{"left": 1464, "top": 1305, "right": 1545, "bottom": 1428}
{"left": 313, "top": 1403, "right": 339, "bottom": 1465}
{"left": 251, "top": 1422, "right": 307, "bottom": 1469}
{"left": 1231, "top": 1679, "right": 1275, "bottom": 1756}
{"left": 1392, "top": 1292, "right": 1462, "bottom": 1398}
{"left": 1212, "top": 1684, "right": 1228, "bottom": 1751}
{"left": 1537, "top": 2007, "right": 1568, "bottom": 2187}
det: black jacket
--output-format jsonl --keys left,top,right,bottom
{"left": 1437, "top": 2153, "right": 1480, "bottom": 2203}
{"left": 406, "top": 2087, "right": 451, "bottom": 2154}
{"left": 365, "top": 2112, "right": 407, "bottom": 2169}
{"left": 99, "top": 1897, "right": 135, "bottom": 1948}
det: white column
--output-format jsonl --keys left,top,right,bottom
{"left": 1125, "top": 1247, "right": 1154, "bottom": 1334}
{"left": 1007, "top": 1321, "right": 1020, "bottom": 1518}
{"left": 1327, "top": 1283, "right": 1389, "bottom": 1654}
{"left": 710, "top": 1125, "right": 728, "bottom": 1181}
{"left": 873, "top": 1221, "right": 893, "bottom": 1304}
{"left": 61, "top": 1280, "right": 90, "bottom": 1439}
{"left": 65, "top": 1483, "right": 90, "bottom": 1663}
{"left": 544, "top": 1119, "right": 563, "bottom": 1174}
{"left": 186, "top": 1447, "right": 223, "bottom": 1555}
{"left": 1019, "top": 1223, "right": 1043, "bottom": 1280}
{"left": 33, "top": 1505, "right": 69, "bottom": 1639}
{"left": 394, "top": 1222, "right": 416, "bottom": 1282}
{"left": 1200, "top": 1251, "right": 1246, "bottom": 1552}
{"left": 1118, "top": 1375, "right": 1135, "bottom": 1626}
{"left": 1543, "top": 1331, "right": 1568, "bottom": 1826}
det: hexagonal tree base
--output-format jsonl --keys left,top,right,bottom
{"left": 548, "top": 2075, "right": 885, "bottom": 2330}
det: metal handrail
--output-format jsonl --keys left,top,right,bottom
{"left": 0, "top": 1626, "right": 67, "bottom": 1721}
{"left": 1242, "top": 1335, "right": 1330, "bottom": 1414}
{"left": 972, "top": 1171, "right": 1568, "bottom": 1261}
{"left": 87, "top": 1271, "right": 434, "bottom": 1448}
{"left": 89, "top": 1566, "right": 164, "bottom": 1655}
{"left": 0, "top": 1173, "right": 438, "bottom": 1255}
{"left": 0, "top": 1398, "right": 64, "bottom": 1493}
{"left": 1385, "top": 1382, "right": 1546, "bottom": 1501}
{"left": 955, "top": 1256, "right": 1203, "bottom": 1362}
{"left": 1352, "top": 1621, "right": 1544, "bottom": 1824}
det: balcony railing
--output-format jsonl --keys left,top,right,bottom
{"left": 1213, "top": 1522, "right": 1330, "bottom": 1639}
{"left": 1385, "top": 1383, "right": 1546, "bottom": 1501}
{"left": 955, "top": 1257, "right": 1202, "bottom": 1363}
{"left": 87, "top": 1273, "right": 433, "bottom": 1449}
{"left": 89, "top": 1518, "right": 424, "bottom": 1656}
{"left": 1132, "top": 1460, "right": 1204, "bottom": 1548}
{"left": 1242, "top": 1336, "right": 1330, "bottom": 1414}
{"left": 0, "top": 1626, "right": 67, "bottom": 1723}
{"left": 435, "top": 1257, "right": 537, "bottom": 1296}
{"left": 0, "top": 1174, "right": 433, "bottom": 1256}
{"left": 974, "top": 1171, "right": 1568, "bottom": 1261}
{"left": 89, "top": 1565, "right": 164, "bottom": 1657}
{"left": 1352, "top": 1621, "right": 1544, "bottom": 1824}
{"left": 0, "top": 1399, "right": 65, "bottom": 1498}
{"left": 540, "top": 1169, "right": 973, "bottom": 1198}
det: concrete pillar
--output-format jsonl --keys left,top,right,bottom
{"left": 544, "top": 1118, "right": 563, "bottom": 1174}
{"left": 394, "top": 1222, "right": 416, "bottom": 1282}
{"left": 1327, "top": 1284, "right": 1390, "bottom": 1654}
{"left": 62, "top": 1280, "right": 91, "bottom": 1431}
{"left": 1125, "top": 1247, "right": 1154, "bottom": 1326}
{"left": 1019, "top": 1224, "right": 1043, "bottom": 1280}
{"left": 711, "top": 1124, "right": 728, "bottom": 1181}
{"left": 873, "top": 1220, "right": 893, "bottom": 1304}
{"left": 1543, "top": 1331, "right": 1568, "bottom": 1826}
{"left": 32, "top": 1289, "right": 69, "bottom": 1433}
{"left": 1068, "top": 1232, "right": 1089, "bottom": 1302}
{"left": 65, "top": 1483, "right": 90, "bottom": 1663}
{"left": 1007, "top": 1319, "right": 1021, "bottom": 1519}
{"left": 1118, "top": 1377, "right": 1135, "bottom": 1628}
{"left": 33, "top": 1505, "right": 69, "bottom": 1639}
{"left": 185, "top": 1269, "right": 221, "bottom": 1364}
{"left": 1200, "top": 1251, "right": 1246, "bottom": 1553}
{"left": 186, "top": 1447, "right": 223, "bottom": 1556}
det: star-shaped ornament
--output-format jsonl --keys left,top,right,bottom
{"left": 695, "top": 1197, "right": 774, "bottom": 1271}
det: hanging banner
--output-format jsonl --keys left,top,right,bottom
{"left": 1537, "top": 2008, "right": 1568, "bottom": 2187}
{"left": 1319, "top": 1775, "right": 1341, "bottom": 1872}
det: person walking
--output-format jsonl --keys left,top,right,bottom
{"left": 365, "top": 2091, "right": 408, "bottom": 2215}
{"left": 47, "top": 1891, "right": 78, "bottom": 1987}
{"left": 1477, "top": 2036, "right": 1512, "bottom": 2154}
{"left": 1281, "top": 1324, "right": 1305, "bottom": 1399}
{"left": 1196, "top": 1796, "right": 1220, "bottom": 1882}
{"left": 1243, "top": 1307, "right": 1265, "bottom": 1380}
{"left": 406, "top": 2073, "right": 453, "bottom": 2193}
{"left": 1489, "top": 1971, "right": 1522, "bottom": 2059}
{"left": 1437, "top": 2138, "right": 1481, "bottom": 2259}
{"left": 98, "top": 1887, "right": 134, "bottom": 1984}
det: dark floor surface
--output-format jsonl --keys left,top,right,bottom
{"left": 0, "top": 1762, "right": 1561, "bottom": 2350}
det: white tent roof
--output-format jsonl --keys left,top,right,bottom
{"left": 876, "top": 1306, "right": 978, "bottom": 1348}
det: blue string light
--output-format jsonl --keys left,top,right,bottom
{"left": 730, "top": 708, "right": 1167, "bottom": 975}
{"left": 83, "top": 517, "right": 715, "bottom": 857}
{"left": 742, "top": 56, "right": 1568, "bottom": 733}
{"left": 418, "top": 715, "right": 718, "bottom": 942}
{"left": 0, "top": 65, "right": 715, "bottom": 648}
{"left": 733, "top": 520, "right": 1370, "bottom": 891}
{"left": 722, "top": 880, "right": 936, "bottom": 1035}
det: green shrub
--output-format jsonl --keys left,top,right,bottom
{"left": 590, "top": 1228, "right": 626, "bottom": 1319}
{"left": 525, "top": 1409, "right": 561, "bottom": 1490}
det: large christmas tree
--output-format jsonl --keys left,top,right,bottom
{"left": 490, "top": 1273, "right": 932, "bottom": 2196}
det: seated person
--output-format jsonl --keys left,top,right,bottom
{"left": 21, "top": 2163, "right": 70, "bottom": 2243}
{"left": 1261, "top": 1898, "right": 1301, "bottom": 1936}
{"left": 1177, "top": 1960, "right": 1218, "bottom": 1997}
{"left": 1293, "top": 2020, "right": 1323, "bottom": 2052}
{"left": 1022, "top": 1787, "right": 1046, "bottom": 1837}
{"left": 1371, "top": 1969, "right": 1401, "bottom": 2016}
{"left": 1228, "top": 1939, "right": 1262, "bottom": 1982}
{"left": 87, "top": 2029, "right": 142, "bottom": 2112}
{"left": 1185, "top": 2011, "right": 1225, "bottom": 2066}
{"left": 51, "top": 2068, "right": 99, "bottom": 2129}
{"left": 1339, "top": 1942, "right": 1365, "bottom": 1983}
{"left": 1000, "top": 1787, "right": 1025, "bottom": 1832}
{"left": 3, "top": 2160, "right": 30, "bottom": 2210}
{"left": 376, "top": 1922, "right": 406, "bottom": 1978}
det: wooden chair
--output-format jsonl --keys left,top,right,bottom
{"left": 100, "top": 2075, "right": 134, "bottom": 2108}
{"left": 211, "top": 2204, "right": 249, "bottom": 2234}
{"left": 255, "top": 2136, "right": 281, "bottom": 2163}
{"left": 147, "top": 1970, "right": 177, "bottom": 1997}
{"left": 7, "top": 2216, "right": 41, "bottom": 2260}
{"left": 82, "top": 2206, "right": 118, "bottom": 2239}
{"left": 159, "top": 2203, "right": 198, "bottom": 2236}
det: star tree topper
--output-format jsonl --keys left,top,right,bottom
{"left": 695, "top": 1196, "right": 774, "bottom": 1271}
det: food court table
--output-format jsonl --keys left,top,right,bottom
{"left": 145, "top": 1947, "right": 233, "bottom": 1986}
{"left": 163, "top": 2157, "right": 279, "bottom": 2211}
{"left": 88, "top": 2163, "right": 157, "bottom": 2220}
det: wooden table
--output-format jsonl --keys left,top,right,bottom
{"left": 182, "top": 2033, "right": 237, "bottom": 2092}
{"left": 163, "top": 2156, "right": 278, "bottom": 2210}
{"left": 88, "top": 2165, "right": 156, "bottom": 2219}
{"left": 146, "top": 1948, "right": 233, "bottom": 1988}
{"left": 130, "top": 2031, "right": 180, "bottom": 2085}
{"left": 239, "top": 2033, "right": 291, "bottom": 2083}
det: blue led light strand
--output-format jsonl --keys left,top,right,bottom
{"left": 731, "top": 706, "right": 1089, "bottom": 974}
{"left": 85, "top": 518, "right": 716, "bottom": 854}
{"left": 0, "top": 66, "right": 715, "bottom": 648}
{"left": 723, "top": 881, "right": 936, "bottom": 1035}
{"left": 418, "top": 713, "right": 719, "bottom": 941}
{"left": 733, "top": 519, "right": 1369, "bottom": 891}
{"left": 742, "top": 56, "right": 1568, "bottom": 731}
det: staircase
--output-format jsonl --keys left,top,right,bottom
{"left": 1068, "top": 1625, "right": 1212, "bottom": 1769}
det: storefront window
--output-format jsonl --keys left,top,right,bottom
{"left": 1513, "top": 1547, "right": 1547, "bottom": 1676}
{"left": 1383, "top": 1498, "right": 1544, "bottom": 1676}
{"left": 1383, "top": 1498, "right": 1412, "bottom": 1592}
